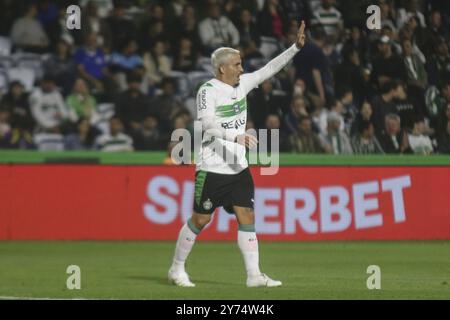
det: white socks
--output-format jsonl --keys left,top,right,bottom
{"left": 238, "top": 225, "right": 261, "bottom": 278}
{"left": 171, "top": 219, "right": 199, "bottom": 273}
{"left": 171, "top": 221, "right": 261, "bottom": 279}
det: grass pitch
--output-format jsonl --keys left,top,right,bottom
{"left": 0, "top": 241, "right": 449, "bottom": 300}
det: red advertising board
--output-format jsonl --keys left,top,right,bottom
{"left": 0, "top": 165, "right": 449, "bottom": 240}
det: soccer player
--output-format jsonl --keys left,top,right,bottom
{"left": 168, "top": 21, "right": 306, "bottom": 287}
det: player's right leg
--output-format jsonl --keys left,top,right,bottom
{"left": 168, "top": 212, "right": 211, "bottom": 287}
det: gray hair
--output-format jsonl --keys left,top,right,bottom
{"left": 385, "top": 113, "right": 401, "bottom": 123}
{"left": 327, "top": 111, "right": 341, "bottom": 123}
{"left": 211, "top": 47, "right": 240, "bottom": 77}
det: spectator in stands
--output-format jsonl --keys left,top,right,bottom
{"left": 378, "top": 114, "right": 407, "bottom": 154}
{"left": 64, "top": 117, "right": 100, "bottom": 150}
{"left": 437, "top": 119, "right": 450, "bottom": 154}
{"left": 198, "top": 3, "right": 239, "bottom": 54}
{"left": 280, "top": 0, "right": 310, "bottom": 24}
{"left": 371, "top": 35, "right": 406, "bottom": 89}
{"left": 401, "top": 38, "right": 428, "bottom": 92}
{"left": 351, "top": 121, "right": 384, "bottom": 154}
{"left": 289, "top": 115, "right": 326, "bottom": 153}
{"left": 79, "top": 0, "right": 113, "bottom": 19}
{"left": 80, "top": 0, "right": 112, "bottom": 49}
{"left": 426, "top": 37, "right": 450, "bottom": 88}
{"left": 390, "top": 81, "right": 421, "bottom": 130}
{"left": 138, "top": 3, "right": 168, "bottom": 49}
{"left": 132, "top": 114, "right": 163, "bottom": 151}
{"left": 29, "top": 75, "right": 75, "bottom": 132}
{"left": 66, "top": 78, "right": 98, "bottom": 123}
{"left": 114, "top": 73, "right": 151, "bottom": 134}
{"left": 5, "top": 127, "right": 35, "bottom": 150}
{"left": 435, "top": 102, "right": 450, "bottom": 151}
{"left": 95, "top": 116, "right": 133, "bottom": 152}
{"left": 172, "top": 4, "right": 201, "bottom": 55}
{"left": 315, "top": 99, "right": 345, "bottom": 135}
{"left": 371, "top": 80, "right": 400, "bottom": 135}
{"left": 0, "top": 108, "right": 11, "bottom": 148}
{"left": 0, "top": 0, "right": 448, "bottom": 157}
{"left": 407, "top": 115, "right": 433, "bottom": 154}
{"left": 263, "top": 113, "right": 290, "bottom": 153}
{"left": 425, "top": 80, "right": 450, "bottom": 129}
{"left": 139, "top": 18, "right": 168, "bottom": 54}
{"left": 257, "top": 0, "right": 287, "bottom": 40}
{"left": 150, "top": 77, "right": 186, "bottom": 132}
{"left": 336, "top": 87, "right": 357, "bottom": 133}
{"left": 320, "top": 112, "right": 353, "bottom": 154}
{"left": 74, "top": 33, "right": 110, "bottom": 94}
{"left": 143, "top": 40, "right": 172, "bottom": 85}
{"left": 423, "top": 10, "right": 448, "bottom": 58}
{"left": 248, "top": 79, "right": 286, "bottom": 130}
{"left": 221, "top": 0, "right": 259, "bottom": 26}
{"left": 341, "top": 25, "right": 370, "bottom": 67}
{"left": 395, "top": 19, "right": 426, "bottom": 64}
{"left": 43, "top": 37, "right": 77, "bottom": 96}
{"left": 106, "top": 3, "right": 136, "bottom": 52}
{"left": 350, "top": 100, "right": 374, "bottom": 137}
{"left": 236, "top": 9, "right": 261, "bottom": 60}
{"left": 10, "top": 3, "right": 50, "bottom": 53}
{"left": 172, "top": 37, "right": 198, "bottom": 72}
{"left": 311, "top": 0, "right": 344, "bottom": 43}
{"left": 379, "top": 1, "right": 397, "bottom": 33}
{"left": 293, "top": 28, "right": 332, "bottom": 109}
{"left": 396, "top": 0, "right": 426, "bottom": 30}
{"left": 36, "top": 0, "right": 61, "bottom": 50}
{"left": 110, "top": 39, "right": 143, "bottom": 72}
{"left": 0, "top": 81, "right": 33, "bottom": 133}
{"left": 283, "top": 95, "right": 309, "bottom": 135}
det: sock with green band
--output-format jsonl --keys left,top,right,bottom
{"left": 237, "top": 224, "right": 261, "bottom": 277}
{"left": 171, "top": 218, "right": 202, "bottom": 273}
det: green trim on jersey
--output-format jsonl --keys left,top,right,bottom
{"left": 215, "top": 97, "right": 247, "bottom": 118}
{"left": 200, "top": 82, "right": 213, "bottom": 89}
{"left": 195, "top": 171, "right": 207, "bottom": 205}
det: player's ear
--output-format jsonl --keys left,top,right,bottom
{"left": 219, "top": 65, "right": 225, "bottom": 75}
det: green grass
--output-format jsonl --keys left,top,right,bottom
{"left": 1, "top": 150, "right": 450, "bottom": 166}
{"left": 0, "top": 241, "right": 449, "bottom": 300}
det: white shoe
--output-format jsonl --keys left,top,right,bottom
{"left": 168, "top": 268, "right": 196, "bottom": 287}
{"left": 246, "top": 273, "right": 282, "bottom": 287}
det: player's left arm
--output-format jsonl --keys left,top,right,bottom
{"left": 240, "top": 21, "right": 306, "bottom": 93}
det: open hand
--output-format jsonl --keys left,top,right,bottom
{"left": 296, "top": 21, "right": 306, "bottom": 49}
{"left": 236, "top": 133, "right": 258, "bottom": 149}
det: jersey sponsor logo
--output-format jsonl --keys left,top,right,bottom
{"left": 233, "top": 103, "right": 240, "bottom": 113}
{"left": 198, "top": 89, "right": 207, "bottom": 111}
{"left": 221, "top": 118, "right": 246, "bottom": 130}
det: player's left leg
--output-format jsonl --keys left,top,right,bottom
{"left": 234, "top": 206, "right": 282, "bottom": 288}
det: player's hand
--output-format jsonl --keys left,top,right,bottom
{"left": 296, "top": 21, "right": 306, "bottom": 49}
{"left": 236, "top": 133, "right": 258, "bottom": 149}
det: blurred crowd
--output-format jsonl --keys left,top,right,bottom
{"left": 0, "top": 0, "right": 449, "bottom": 155}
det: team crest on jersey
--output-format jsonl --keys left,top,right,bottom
{"left": 203, "top": 199, "right": 213, "bottom": 210}
{"left": 233, "top": 104, "right": 240, "bottom": 113}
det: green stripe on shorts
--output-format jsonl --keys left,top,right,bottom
{"left": 195, "top": 171, "right": 207, "bottom": 206}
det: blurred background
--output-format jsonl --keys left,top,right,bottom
{"left": 0, "top": 1, "right": 450, "bottom": 300}
{"left": 0, "top": 0, "right": 448, "bottom": 156}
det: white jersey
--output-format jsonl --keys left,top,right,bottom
{"left": 196, "top": 44, "right": 300, "bottom": 175}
